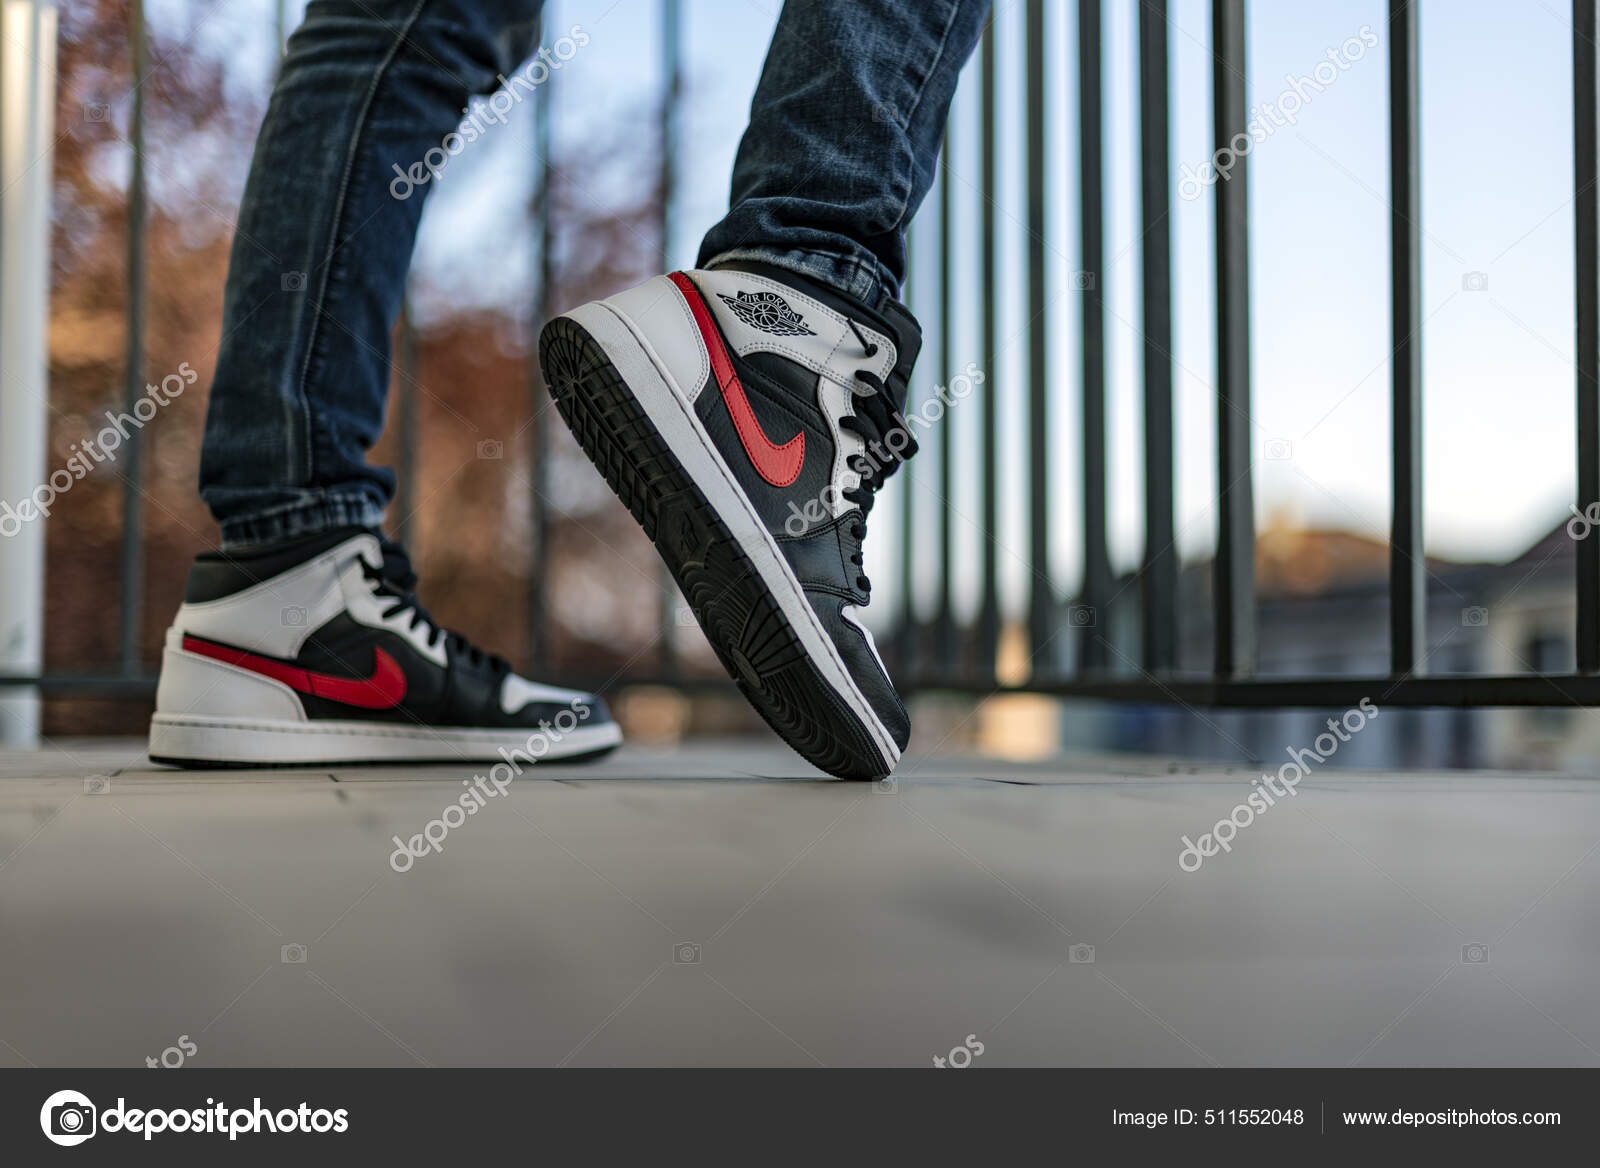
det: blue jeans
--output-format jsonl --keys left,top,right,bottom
{"left": 200, "top": 0, "right": 989, "bottom": 547}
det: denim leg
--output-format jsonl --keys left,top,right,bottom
{"left": 199, "top": 0, "right": 544, "bottom": 548}
{"left": 697, "top": 0, "right": 991, "bottom": 305}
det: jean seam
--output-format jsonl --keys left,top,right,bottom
{"left": 221, "top": 492, "right": 376, "bottom": 523}
{"left": 292, "top": 0, "right": 434, "bottom": 491}
{"left": 219, "top": 493, "right": 384, "bottom": 547}
{"left": 707, "top": 245, "right": 884, "bottom": 302}
{"left": 886, "top": 0, "right": 968, "bottom": 234}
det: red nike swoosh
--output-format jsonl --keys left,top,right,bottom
{"left": 669, "top": 271, "right": 805, "bottom": 487}
{"left": 183, "top": 635, "right": 408, "bottom": 710}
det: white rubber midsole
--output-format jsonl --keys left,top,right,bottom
{"left": 148, "top": 713, "right": 622, "bottom": 766}
{"left": 563, "top": 298, "right": 900, "bottom": 771}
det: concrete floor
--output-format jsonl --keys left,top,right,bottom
{"left": 1, "top": 737, "right": 1597, "bottom": 1067}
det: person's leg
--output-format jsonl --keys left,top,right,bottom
{"left": 697, "top": 0, "right": 991, "bottom": 306}
{"left": 153, "top": 1, "right": 624, "bottom": 768}
{"left": 542, "top": 1, "right": 989, "bottom": 779}
{"left": 199, "top": 0, "right": 544, "bottom": 549}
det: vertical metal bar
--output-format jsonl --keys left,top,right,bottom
{"left": 1576, "top": 0, "right": 1600, "bottom": 673}
{"left": 0, "top": 0, "right": 58, "bottom": 741}
{"left": 1139, "top": 0, "right": 1177, "bottom": 672}
{"left": 528, "top": 13, "right": 552, "bottom": 672}
{"left": 1025, "top": 0, "right": 1051, "bottom": 672}
{"left": 1389, "top": 0, "right": 1424, "bottom": 676}
{"left": 1079, "top": 0, "right": 1108, "bottom": 673}
{"left": 656, "top": 0, "right": 681, "bottom": 674}
{"left": 119, "top": 0, "right": 148, "bottom": 674}
{"left": 1212, "top": 0, "right": 1256, "bottom": 678}
{"left": 977, "top": 15, "right": 1000, "bottom": 679}
{"left": 936, "top": 128, "right": 957, "bottom": 670}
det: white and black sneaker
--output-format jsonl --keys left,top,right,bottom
{"left": 147, "top": 528, "right": 622, "bottom": 767}
{"left": 539, "top": 262, "right": 920, "bottom": 780}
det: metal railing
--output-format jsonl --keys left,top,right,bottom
{"left": 7, "top": 0, "right": 1600, "bottom": 718}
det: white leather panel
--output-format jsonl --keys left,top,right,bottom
{"left": 173, "top": 535, "right": 371, "bottom": 657}
{"left": 337, "top": 543, "right": 447, "bottom": 667}
{"left": 499, "top": 673, "right": 590, "bottom": 715}
{"left": 154, "top": 645, "right": 306, "bottom": 721}
{"left": 601, "top": 274, "right": 711, "bottom": 403}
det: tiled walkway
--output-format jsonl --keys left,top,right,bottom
{"left": 2, "top": 739, "right": 1596, "bottom": 1066}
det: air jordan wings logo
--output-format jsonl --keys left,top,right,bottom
{"left": 717, "top": 290, "right": 817, "bottom": 337}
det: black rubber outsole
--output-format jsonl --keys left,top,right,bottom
{"left": 538, "top": 314, "right": 890, "bottom": 781}
{"left": 147, "top": 743, "right": 622, "bottom": 771}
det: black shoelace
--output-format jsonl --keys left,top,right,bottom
{"left": 838, "top": 319, "right": 919, "bottom": 594}
{"left": 361, "top": 538, "right": 508, "bottom": 674}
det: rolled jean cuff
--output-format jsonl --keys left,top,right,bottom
{"left": 702, "top": 245, "right": 896, "bottom": 307}
{"left": 218, "top": 491, "right": 386, "bottom": 550}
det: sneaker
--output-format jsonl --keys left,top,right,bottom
{"left": 539, "top": 263, "right": 920, "bottom": 779}
{"left": 147, "top": 528, "right": 622, "bottom": 767}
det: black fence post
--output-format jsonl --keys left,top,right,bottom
{"left": 1389, "top": 0, "right": 1425, "bottom": 677}
{"left": 1138, "top": 0, "right": 1177, "bottom": 674}
{"left": 1212, "top": 0, "right": 1257, "bottom": 679}
{"left": 1575, "top": 0, "right": 1600, "bottom": 673}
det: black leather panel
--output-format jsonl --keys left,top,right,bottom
{"left": 804, "top": 590, "right": 910, "bottom": 752}
{"left": 775, "top": 514, "right": 867, "bottom": 604}
{"left": 185, "top": 527, "right": 372, "bottom": 603}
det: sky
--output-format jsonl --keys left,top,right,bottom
{"left": 151, "top": 0, "right": 1587, "bottom": 630}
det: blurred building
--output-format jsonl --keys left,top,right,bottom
{"left": 1032, "top": 514, "right": 1600, "bottom": 773}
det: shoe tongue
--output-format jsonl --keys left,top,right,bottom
{"left": 875, "top": 299, "right": 922, "bottom": 415}
{"left": 374, "top": 536, "right": 419, "bottom": 592}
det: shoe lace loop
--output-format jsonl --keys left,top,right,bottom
{"left": 837, "top": 319, "right": 919, "bottom": 594}
{"left": 361, "top": 538, "right": 508, "bottom": 673}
